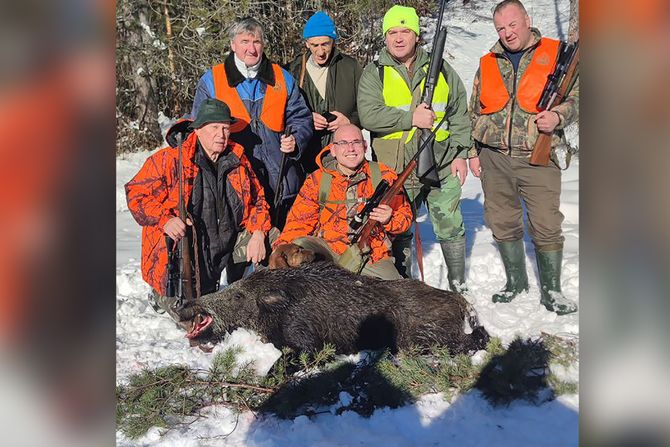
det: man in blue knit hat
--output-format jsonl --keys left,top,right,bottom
{"left": 289, "top": 11, "right": 363, "bottom": 173}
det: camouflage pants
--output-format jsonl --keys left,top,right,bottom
{"left": 231, "top": 228, "right": 281, "bottom": 264}
{"left": 404, "top": 173, "right": 465, "bottom": 241}
{"left": 293, "top": 236, "right": 402, "bottom": 280}
{"left": 391, "top": 174, "right": 465, "bottom": 278}
{"left": 479, "top": 148, "right": 564, "bottom": 249}
{"left": 228, "top": 227, "right": 281, "bottom": 283}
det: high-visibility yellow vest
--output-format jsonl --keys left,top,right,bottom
{"left": 381, "top": 64, "right": 450, "bottom": 143}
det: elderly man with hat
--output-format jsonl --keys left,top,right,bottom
{"left": 288, "top": 11, "right": 363, "bottom": 173}
{"left": 125, "top": 98, "right": 273, "bottom": 320}
{"left": 357, "top": 5, "right": 472, "bottom": 291}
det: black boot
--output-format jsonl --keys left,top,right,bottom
{"left": 392, "top": 232, "right": 413, "bottom": 279}
{"left": 535, "top": 248, "right": 578, "bottom": 315}
{"left": 440, "top": 237, "right": 466, "bottom": 292}
{"left": 492, "top": 240, "right": 529, "bottom": 303}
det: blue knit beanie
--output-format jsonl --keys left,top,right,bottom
{"left": 302, "top": 11, "right": 337, "bottom": 40}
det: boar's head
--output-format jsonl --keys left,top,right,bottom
{"left": 175, "top": 282, "right": 262, "bottom": 342}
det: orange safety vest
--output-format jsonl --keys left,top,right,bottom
{"left": 212, "top": 63, "right": 288, "bottom": 133}
{"left": 479, "top": 37, "right": 560, "bottom": 114}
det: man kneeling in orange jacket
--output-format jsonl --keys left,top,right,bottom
{"left": 271, "top": 124, "right": 412, "bottom": 279}
{"left": 125, "top": 99, "right": 273, "bottom": 320}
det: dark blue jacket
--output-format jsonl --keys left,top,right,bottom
{"left": 192, "top": 54, "right": 313, "bottom": 215}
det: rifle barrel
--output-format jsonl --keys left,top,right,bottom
{"left": 176, "top": 133, "right": 194, "bottom": 303}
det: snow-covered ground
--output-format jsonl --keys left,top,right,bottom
{"left": 116, "top": 0, "right": 578, "bottom": 445}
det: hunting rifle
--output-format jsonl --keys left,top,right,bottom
{"left": 416, "top": 0, "right": 449, "bottom": 187}
{"left": 351, "top": 113, "right": 448, "bottom": 251}
{"left": 166, "top": 133, "right": 195, "bottom": 310}
{"left": 273, "top": 125, "right": 293, "bottom": 222}
{"left": 530, "top": 40, "right": 579, "bottom": 166}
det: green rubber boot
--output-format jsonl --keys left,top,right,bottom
{"left": 535, "top": 248, "right": 578, "bottom": 315}
{"left": 440, "top": 237, "right": 467, "bottom": 292}
{"left": 492, "top": 240, "right": 529, "bottom": 303}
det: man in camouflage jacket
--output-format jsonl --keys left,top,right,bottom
{"left": 468, "top": 0, "right": 578, "bottom": 315}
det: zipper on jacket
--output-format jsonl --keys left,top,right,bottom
{"left": 506, "top": 55, "right": 518, "bottom": 154}
{"left": 505, "top": 42, "right": 539, "bottom": 154}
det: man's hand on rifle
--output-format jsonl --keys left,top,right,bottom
{"left": 369, "top": 204, "right": 393, "bottom": 225}
{"left": 163, "top": 216, "right": 192, "bottom": 241}
{"left": 451, "top": 158, "right": 468, "bottom": 186}
{"left": 534, "top": 110, "right": 561, "bottom": 133}
{"left": 246, "top": 230, "right": 267, "bottom": 264}
{"left": 312, "top": 112, "right": 329, "bottom": 130}
{"left": 280, "top": 133, "right": 296, "bottom": 153}
{"left": 412, "top": 103, "right": 436, "bottom": 129}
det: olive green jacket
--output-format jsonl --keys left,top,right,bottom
{"left": 469, "top": 29, "right": 579, "bottom": 161}
{"left": 358, "top": 47, "right": 471, "bottom": 182}
{"left": 288, "top": 48, "right": 362, "bottom": 126}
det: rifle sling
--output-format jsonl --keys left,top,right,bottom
{"left": 412, "top": 200, "right": 426, "bottom": 283}
{"left": 299, "top": 52, "right": 307, "bottom": 89}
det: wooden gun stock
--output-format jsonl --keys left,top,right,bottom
{"left": 529, "top": 132, "right": 553, "bottom": 166}
{"left": 530, "top": 45, "right": 579, "bottom": 166}
{"left": 356, "top": 158, "right": 417, "bottom": 252}
{"left": 354, "top": 113, "right": 447, "bottom": 252}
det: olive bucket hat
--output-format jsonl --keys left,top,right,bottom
{"left": 189, "top": 98, "right": 237, "bottom": 129}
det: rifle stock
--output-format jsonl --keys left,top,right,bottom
{"left": 353, "top": 114, "right": 447, "bottom": 252}
{"left": 530, "top": 43, "right": 579, "bottom": 166}
{"left": 356, "top": 160, "right": 417, "bottom": 252}
{"left": 529, "top": 133, "right": 553, "bottom": 166}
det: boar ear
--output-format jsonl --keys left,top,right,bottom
{"left": 259, "top": 290, "right": 288, "bottom": 307}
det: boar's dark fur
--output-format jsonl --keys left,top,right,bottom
{"left": 178, "top": 262, "right": 489, "bottom": 355}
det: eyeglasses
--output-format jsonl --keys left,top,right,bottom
{"left": 333, "top": 139, "right": 364, "bottom": 148}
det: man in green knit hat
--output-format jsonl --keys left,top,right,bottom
{"left": 357, "top": 5, "right": 472, "bottom": 291}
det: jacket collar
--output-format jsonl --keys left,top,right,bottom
{"left": 329, "top": 48, "right": 343, "bottom": 67}
{"left": 194, "top": 140, "right": 241, "bottom": 174}
{"left": 316, "top": 144, "right": 368, "bottom": 182}
{"left": 324, "top": 47, "right": 343, "bottom": 68}
{"left": 224, "top": 52, "right": 276, "bottom": 86}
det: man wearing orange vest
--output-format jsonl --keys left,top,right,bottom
{"left": 468, "top": 0, "right": 578, "bottom": 315}
{"left": 191, "top": 17, "right": 313, "bottom": 230}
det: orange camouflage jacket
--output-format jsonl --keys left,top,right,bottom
{"left": 275, "top": 146, "right": 412, "bottom": 263}
{"left": 125, "top": 120, "right": 271, "bottom": 294}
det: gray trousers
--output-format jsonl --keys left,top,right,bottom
{"left": 479, "top": 148, "right": 564, "bottom": 249}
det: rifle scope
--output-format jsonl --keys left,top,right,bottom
{"left": 350, "top": 180, "right": 390, "bottom": 232}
